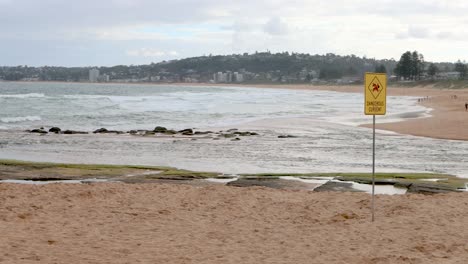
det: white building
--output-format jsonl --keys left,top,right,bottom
{"left": 233, "top": 72, "right": 244, "bottom": 82}
{"left": 214, "top": 72, "right": 227, "bottom": 83}
{"left": 98, "top": 74, "right": 110, "bottom": 82}
{"left": 89, "top": 68, "right": 99, "bottom": 82}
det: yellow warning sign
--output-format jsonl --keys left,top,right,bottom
{"left": 365, "top": 73, "right": 386, "bottom": 115}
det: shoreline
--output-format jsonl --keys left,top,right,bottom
{"left": 3, "top": 80, "right": 468, "bottom": 140}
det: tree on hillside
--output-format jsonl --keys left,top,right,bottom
{"left": 394, "top": 51, "right": 424, "bottom": 80}
{"left": 394, "top": 51, "right": 412, "bottom": 80}
{"left": 428, "top": 63, "right": 438, "bottom": 80}
{"left": 411, "top": 51, "right": 424, "bottom": 80}
{"left": 374, "top": 64, "right": 387, "bottom": 73}
{"left": 454, "top": 60, "right": 467, "bottom": 80}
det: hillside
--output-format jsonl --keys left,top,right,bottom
{"left": 0, "top": 52, "right": 458, "bottom": 84}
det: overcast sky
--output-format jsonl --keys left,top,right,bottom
{"left": 1, "top": 0, "right": 467, "bottom": 66}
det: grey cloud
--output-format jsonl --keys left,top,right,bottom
{"left": 408, "top": 26, "right": 430, "bottom": 39}
{"left": 2, "top": 0, "right": 468, "bottom": 66}
{"left": 436, "top": 31, "right": 452, "bottom": 39}
{"left": 263, "top": 17, "right": 289, "bottom": 36}
{"left": 0, "top": 0, "right": 222, "bottom": 37}
{"left": 395, "top": 32, "right": 409, "bottom": 39}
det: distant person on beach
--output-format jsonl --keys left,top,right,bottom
{"left": 465, "top": 103, "right": 468, "bottom": 111}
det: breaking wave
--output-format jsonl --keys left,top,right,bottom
{"left": 0, "top": 116, "right": 42, "bottom": 123}
{"left": 0, "top": 93, "right": 45, "bottom": 98}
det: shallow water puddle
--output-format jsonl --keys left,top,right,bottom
{"left": 280, "top": 176, "right": 407, "bottom": 194}
{"left": 205, "top": 177, "right": 238, "bottom": 183}
{"left": 350, "top": 182, "right": 407, "bottom": 195}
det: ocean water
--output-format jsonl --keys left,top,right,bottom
{"left": 0, "top": 82, "right": 426, "bottom": 131}
{"left": 1, "top": 82, "right": 467, "bottom": 178}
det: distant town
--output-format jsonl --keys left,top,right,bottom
{"left": 0, "top": 51, "right": 466, "bottom": 84}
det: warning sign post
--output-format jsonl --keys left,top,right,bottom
{"left": 364, "top": 73, "right": 387, "bottom": 222}
{"left": 365, "top": 73, "right": 387, "bottom": 115}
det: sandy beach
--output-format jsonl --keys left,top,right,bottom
{"left": 1, "top": 83, "right": 468, "bottom": 263}
{"left": 0, "top": 183, "right": 466, "bottom": 263}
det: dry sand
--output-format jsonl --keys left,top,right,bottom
{"left": 0, "top": 183, "right": 467, "bottom": 264}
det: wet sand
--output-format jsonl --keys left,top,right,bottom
{"left": 0, "top": 183, "right": 467, "bottom": 263}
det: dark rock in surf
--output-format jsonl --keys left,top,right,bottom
{"left": 278, "top": 135, "right": 298, "bottom": 138}
{"left": 49, "top": 127, "right": 61, "bottom": 133}
{"left": 178, "top": 128, "right": 193, "bottom": 134}
{"left": 63, "top": 130, "right": 88, "bottom": 135}
{"left": 154, "top": 126, "right": 167, "bottom": 133}
{"left": 194, "top": 131, "right": 212, "bottom": 135}
{"left": 164, "top": 130, "right": 177, "bottom": 135}
{"left": 93, "top": 128, "right": 108, "bottom": 133}
{"left": 93, "top": 128, "right": 124, "bottom": 134}
{"left": 30, "top": 128, "right": 48, "bottom": 134}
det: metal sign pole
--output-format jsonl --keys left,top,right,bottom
{"left": 372, "top": 115, "right": 375, "bottom": 222}
{"left": 365, "top": 72, "right": 386, "bottom": 223}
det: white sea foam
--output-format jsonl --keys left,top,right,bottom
{"left": 1, "top": 116, "right": 42, "bottom": 123}
{"left": 0, "top": 93, "right": 45, "bottom": 98}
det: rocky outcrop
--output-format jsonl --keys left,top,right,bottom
{"left": 234, "top": 131, "right": 257, "bottom": 136}
{"left": 153, "top": 126, "right": 167, "bottom": 133}
{"left": 227, "top": 177, "right": 283, "bottom": 189}
{"left": 278, "top": 135, "right": 298, "bottom": 138}
{"left": 178, "top": 128, "right": 193, "bottom": 135}
{"left": 194, "top": 131, "right": 212, "bottom": 135}
{"left": 164, "top": 130, "right": 177, "bottom": 135}
{"left": 402, "top": 183, "right": 460, "bottom": 194}
{"left": 63, "top": 130, "right": 88, "bottom": 134}
{"left": 313, "top": 181, "right": 362, "bottom": 192}
{"left": 27, "top": 126, "right": 259, "bottom": 139}
{"left": 30, "top": 128, "right": 48, "bottom": 134}
{"left": 93, "top": 128, "right": 108, "bottom": 133}
{"left": 93, "top": 128, "right": 124, "bottom": 134}
{"left": 49, "top": 127, "right": 61, "bottom": 133}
